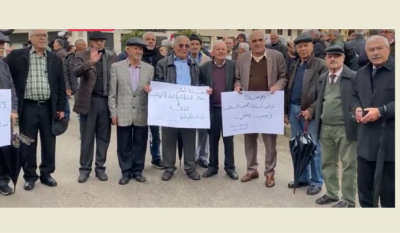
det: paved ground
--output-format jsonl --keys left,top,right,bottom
{"left": 0, "top": 99, "right": 352, "bottom": 208}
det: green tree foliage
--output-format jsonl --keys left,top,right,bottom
{"left": 120, "top": 30, "right": 144, "bottom": 46}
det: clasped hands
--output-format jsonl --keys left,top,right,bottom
{"left": 355, "top": 107, "right": 380, "bottom": 123}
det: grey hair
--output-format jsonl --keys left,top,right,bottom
{"left": 55, "top": 38, "right": 64, "bottom": 47}
{"left": 161, "top": 39, "right": 172, "bottom": 48}
{"left": 301, "top": 29, "right": 310, "bottom": 34}
{"left": 238, "top": 42, "right": 249, "bottom": 51}
{"left": 366, "top": 35, "right": 390, "bottom": 48}
{"left": 329, "top": 29, "right": 340, "bottom": 36}
{"left": 355, "top": 30, "right": 365, "bottom": 36}
{"left": 310, "top": 29, "right": 320, "bottom": 37}
{"left": 213, "top": 40, "right": 227, "bottom": 49}
{"left": 143, "top": 32, "right": 155, "bottom": 40}
{"left": 174, "top": 35, "right": 189, "bottom": 45}
{"left": 74, "top": 39, "right": 86, "bottom": 46}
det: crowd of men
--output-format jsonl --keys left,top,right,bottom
{"left": 0, "top": 29, "right": 395, "bottom": 208}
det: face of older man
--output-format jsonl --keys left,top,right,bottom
{"left": 90, "top": 39, "right": 105, "bottom": 50}
{"left": 328, "top": 31, "right": 337, "bottom": 42}
{"left": 30, "top": 29, "right": 48, "bottom": 49}
{"left": 295, "top": 42, "right": 313, "bottom": 59}
{"left": 325, "top": 53, "right": 344, "bottom": 70}
{"left": 249, "top": 31, "right": 265, "bottom": 54}
{"left": 126, "top": 45, "right": 143, "bottom": 60}
{"left": 381, "top": 29, "right": 395, "bottom": 43}
{"left": 159, "top": 47, "right": 167, "bottom": 57}
{"left": 213, "top": 42, "right": 227, "bottom": 60}
{"left": 144, "top": 32, "right": 156, "bottom": 50}
{"left": 366, "top": 37, "right": 391, "bottom": 66}
{"left": 224, "top": 38, "right": 233, "bottom": 52}
{"left": 270, "top": 33, "right": 279, "bottom": 44}
{"left": 174, "top": 37, "right": 190, "bottom": 59}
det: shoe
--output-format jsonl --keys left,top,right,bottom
{"left": 161, "top": 171, "right": 173, "bottom": 181}
{"left": 288, "top": 181, "right": 310, "bottom": 188}
{"left": 24, "top": 181, "right": 35, "bottom": 191}
{"left": 186, "top": 171, "right": 201, "bottom": 180}
{"left": 240, "top": 171, "right": 259, "bottom": 182}
{"left": 40, "top": 175, "right": 58, "bottom": 187}
{"left": 95, "top": 172, "right": 108, "bottom": 181}
{"left": 316, "top": 195, "right": 339, "bottom": 205}
{"left": 202, "top": 169, "right": 218, "bottom": 178}
{"left": 265, "top": 174, "right": 275, "bottom": 188}
{"left": 332, "top": 201, "right": 355, "bottom": 208}
{"left": 119, "top": 177, "right": 130, "bottom": 185}
{"left": 307, "top": 185, "right": 322, "bottom": 195}
{"left": 0, "top": 185, "right": 13, "bottom": 196}
{"left": 196, "top": 160, "right": 208, "bottom": 169}
{"left": 227, "top": 171, "right": 239, "bottom": 180}
{"left": 133, "top": 175, "right": 147, "bottom": 183}
{"left": 151, "top": 159, "right": 164, "bottom": 169}
{"left": 78, "top": 174, "right": 89, "bottom": 183}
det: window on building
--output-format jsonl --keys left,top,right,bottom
{"left": 238, "top": 29, "right": 245, "bottom": 32}
{"left": 265, "top": 29, "right": 271, "bottom": 34}
{"left": 277, "top": 29, "right": 283, "bottom": 35}
{"left": 288, "top": 29, "right": 292, "bottom": 36}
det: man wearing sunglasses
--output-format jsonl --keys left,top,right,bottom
{"left": 153, "top": 35, "right": 212, "bottom": 181}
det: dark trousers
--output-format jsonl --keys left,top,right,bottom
{"left": 117, "top": 124, "right": 148, "bottom": 177}
{"left": 20, "top": 100, "right": 56, "bottom": 182}
{"left": 149, "top": 126, "right": 161, "bottom": 161}
{"left": 208, "top": 107, "right": 235, "bottom": 173}
{"left": 161, "top": 127, "right": 196, "bottom": 173}
{"left": 79, "top": 97, "right": 111, "bottom": 175}
{"left": 0, "top": 149, "right": 10, "bottom": 186}
{"left": 357, "top": 157, "right": 395, "bottom": 208}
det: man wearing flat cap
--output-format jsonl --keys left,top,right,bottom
{"left": 285, "top": 33, "right": 327, "bottom": 195}
{"left": 108, "top": 38, "right": 153, "bottom": 185}
{"left": 312, "top": 45, "right": 358, "bottom": 208}
{"left": 73, "top": 31, "right": 117, "bottom": 183}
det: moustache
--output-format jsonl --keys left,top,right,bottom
{"left": 372, "top": 55, "right": 382, "bottom": 59}
{"left": 330, "top": 61, "right": 337, "bottom": 64}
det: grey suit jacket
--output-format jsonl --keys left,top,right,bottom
{"left": 234, "top": 49, "right": 288, "bottom": 91}
{"left": 0, "top": 59, "right": 18, "bottom": 113}
{"left": 108, "top": 59, "right": 154, "bottom": 127}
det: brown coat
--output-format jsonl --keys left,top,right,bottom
{"left": 72, "top": 49, "right": 117, "bottom": 115}
{"left": 234, "top": 49, "right": 288, "bottom": 91}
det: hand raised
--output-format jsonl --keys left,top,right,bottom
{"left": 90, "top": 47, "right": 102, "bottom": 65}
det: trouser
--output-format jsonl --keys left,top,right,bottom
{"left": 289, "top": 103, "right": 323, "bottom": 187}
{"left": 149, "top": 126, "right": 161, "bottom": 161}
{"left": 244, "top": 133, "right": 277, "bottom": 176}
{"left": 196, "top": 129, "right": 209, "bottom": 162}
{"left": 20, "top": 100, "right": 56, "bottom": 182}
{"left": 117, "top": 124, "right": 148, "bottom": 177}
{"left": 357, "top": 157, "right": 395, "bottom": 208}
{"left": 208, "top": 107, "right": 234, "bottom": 173}
{"left": 0, "top": 149, "right": 10, "bottom": 186}
{"left": 320, "top": 124, "right": 357, "bottom": 205}
{"left": 161, "top": 127, "right": 196, "bottom": 173}
{"left": 79, "top": 97, "right": 111, "bottom": 175}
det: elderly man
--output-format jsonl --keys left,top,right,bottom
{"left": 224, "top": 38, "right": 234, "bottom": 60}
{"left": 328, "top": 30, "right": 358, "bottom": 70}
{"left": 3, "top": 29, "right": 66, "bottom": 191}
{"left": 267, "top": 31, "right": 288, "bottom": 61}
{"left": 313, "top": 46, "right": 358, "bottom": 208}
{"left": 0, "top": 58, "right": 18, "bottom": 195}
{"left": 303, "top": 30, "right": 327, "bottom": 59}
{"left": 285, "top": 34, "right": 327, "bottom": 195}
{"left": 53, "top": 39, "right": 68, "bottom": 60}
{"left": 188, "top": 33, "right": 212, "bottom": 168}
{"left": 64, "top": 39, "right": 87, "bottom": 100}
{"left": 109, "top": 38, "right": 153, "bottom": 185}
{"left": 73, "top": 31, "right": 117, "bottom": 183}
{"left": 140, "top": 32, "right": 166, "bottom": 169}
{"left": 159, "top": 46, "right": 168, "bottom": 57}
{"left": 235, "top": 30, "right": 288, "bottom": 187}
{"left": 352, "top": 35, "right": 395, "bottom": 208}
{"left": 153, "top": 35, "right": 211, "bottom": 181}
{"left": 199, "top": 40, "right": 238, "bottom": 180}
{"left": 238, "top": 42, "right": 249, "bottom": 55}
{"left": 381, "top": 29, "right": 395, "bottom": 57}
{"left": 345, "top": 30, "right": 366, "bottom": 57}
{"left": 0, "top": 32, "right": 10, "bottom": 59}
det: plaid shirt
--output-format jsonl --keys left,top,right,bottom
{"left": 24, "top": 47, "right": 50, "bottom": 100}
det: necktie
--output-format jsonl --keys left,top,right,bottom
{"left": 329, "top": 74, "right": 336, "bottom": 84}
{"left": 372, "top": 68, "right": 377, "bottom": 78}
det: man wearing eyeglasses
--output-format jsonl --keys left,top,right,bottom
{"left": 3, "top": 29, "right": 66, "bottom": 191}
{"left": 152, "top": 35, "right": 212, "bottom": 181}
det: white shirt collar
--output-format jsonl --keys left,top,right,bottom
{"left": 328, "top": 66, "right": 344, "bottom": 83}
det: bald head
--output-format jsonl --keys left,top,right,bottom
{"left": 249, "top": 30, "right": 265, "bottom": 55}
{"left": 74, "top": 39, "right": 87, "bottom": 52}
{"left": 213, "top": 40, "right": 228, "bottom": 60}
{"left": 143, "top": 31, "right": 156, "bottom": 50}
{"left": 269, "top": 31, "right": 280, "bottom": 44}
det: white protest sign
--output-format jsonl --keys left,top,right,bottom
{"left": 221, "top": 91, "right": 284, "bottom": 137}
{"left": 148, "top": 81, "right": 210, "bottom": 129}
{"left": 0, "top": 89, "right": 12, "bottom": 147}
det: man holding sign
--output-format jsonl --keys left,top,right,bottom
{"left": 234, "top": 30, "right": 288, "bottom": 187}
{"left": 0, "top": 59, "right": 18, "bottom": 195}
{"left": 153, "top": 35, "right": 212, "bottom": 181}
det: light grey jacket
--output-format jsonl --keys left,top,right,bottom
{"left": 108, "top": 59, "right": 154, "bottom": 127}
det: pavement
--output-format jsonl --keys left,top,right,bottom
{"left": 0, "top": 99, "right": 353, "bottom": 208}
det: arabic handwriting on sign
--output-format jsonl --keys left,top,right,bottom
{"left": 252, "top": 113, "right": 273, "bottom": 119}
{"left": 244, "top": 94, "right": 267, "bottom": 101}
{"left": 0, "top": 121, "right": 9, "bottom": 127}
{"left": 233, "top": 112, "right": 252, "bottom": 120}
{"left": 233, "top": 112, "right": 273, "bottom": 120}
{"left": 169, "top": 105, "right": 190, "bottom": 111}
{"left": 230, "top": 123, "right": 249, "bottom": 132}
{"left": 222, "top": 102, "right": 275, "bottom": 111}
{"left": 180, "top": 113, "right": 205, "bottom": 121}
{"left": 177, "top": 87, "right": 205, "bottom": 95}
